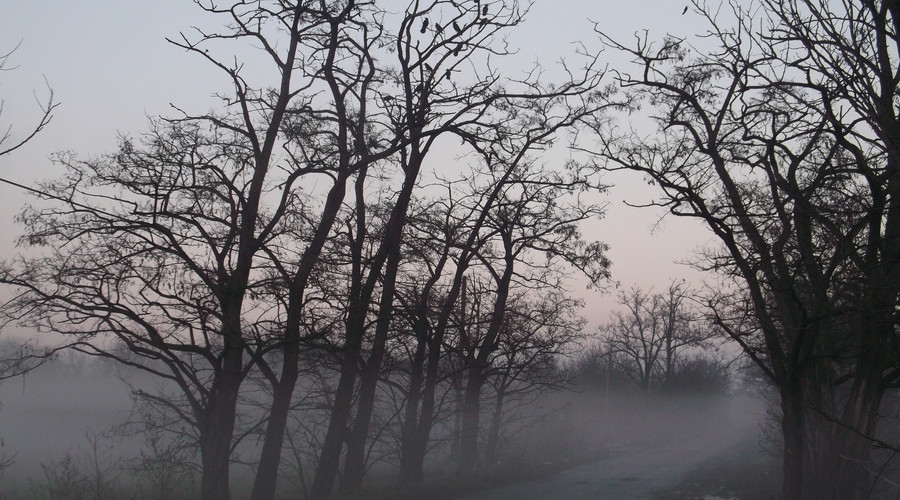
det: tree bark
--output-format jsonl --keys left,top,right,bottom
{"left": 199, "top": 350, "right": 243, "bottom": 500}
{"left": 249, "top": 330, "right": 300, "bottom": 500}
{"left": 309, "top": 347, "right": 360, "bottom": 500}
{"left": 399, "top": 333, "right": 428, "bottom": 483}
{"left": 457, "top": 363, "right": 487, "bottom": 477}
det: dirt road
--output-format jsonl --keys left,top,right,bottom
{"left": 456, "top": 404, "right": 763, "bottom": 500}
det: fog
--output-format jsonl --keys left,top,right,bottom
{"left": 0, "top": 356, "right": 140, "bottom": 493}
{"left": 0, "top": 351, "right": 775, "bottom": 499}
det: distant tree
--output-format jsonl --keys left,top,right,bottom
{"left": 480, "top": 292, "right": 584, "bottom": 466}
{"left": 601, "top": 281, "right": 713, "bottom": 393}
{"left": 567, "top": 343, "right": 633, "bottom": 392}
{"left": 660, "top": 354, "right": 730, "bottom": 396}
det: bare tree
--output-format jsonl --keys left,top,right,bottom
{"left": 590, "top": 1, "right": 900, "bottom": 497}
{"left": 305, "top": 1, "right": 611, "bottom": 495}
{"left": 392, "top": 119, "right": 611, "bottom": 482}
{"left": 0, "top": 3, "right": 616, "bottom": 498}
{"left": 0, "top": 3, "right": 343, "bottom": 497}
{"left": 601, "top": 281, "right": 712, "bottom": 393}
{"left": 481, "top": 291, "right": 583, "bottom": 467}
{"left": 0, "top": 118, "right": 280, "bottom": 500}
{"left": 452, "top": 158, "right": 609, "bottom": 478}
{"left": 0, "top": 42, "right": 58, "bottom": 378}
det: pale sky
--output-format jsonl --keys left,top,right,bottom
{"left": 0, "top": 1, "right": 715, "bottom": 327}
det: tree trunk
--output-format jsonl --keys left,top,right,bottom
{"left": 401, "top": 267, "right": 471, "bottom": 483}
{"left": 399, "top": 323, "right": 455, "bottom": 484}
{"left": 199, "top": 360, "right": 243, "bottom": 500}
{"left": 250, "top": 334, "right": 300, "bottom": 500}
{"left": 456, "top": 364, "right": 485, "bottom": 477}
{"left": 484, "top": 379, "right": 506, "bottom": 466}
{"left": 399, "top": 333, "right": 427, "bottom": 484}
{"left": 780, "top": 381, "right": 805, "bottom": 500}
{"left": 342, "top": 229, "right": 407, "bottom": 490}
{"left": 342, "top": 330, "right": 387, "bottom": 489}
{"left": 450, "top": 374, "right": 463, "bottom": 463}
{"left": 310, "top": 347, "right": 360, "bottom": 500}
{"left": 399, "top": 333, "right": 447, "bottom": 485}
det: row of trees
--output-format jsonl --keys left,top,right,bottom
{"left": 589, "top": 0, "right": 900, "bottom": 498}
{"left": 0, "top": 2, "right": 612, "bottom": 499}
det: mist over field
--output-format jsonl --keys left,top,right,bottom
{"left": 0, "top": 347, "right": 776, "bottom": 499}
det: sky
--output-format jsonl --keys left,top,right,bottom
{"left": 0, "top": 1, "right": 716, "bottom": 328}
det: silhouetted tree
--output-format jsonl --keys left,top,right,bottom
{"left": 0, "top": 3, "right": 344, "bottom": 496}
{"left": 601, "top": 281, "right": 713, "bottom": 393}
{"left": 0, "top": 118, "right": 282, "bottom": 500}
{"left": 0, "top": 42, "right": 58, "bottom": 379}
{"left": 591, "top": 1, "right": 900, "bottom": 496}
{"left": 392, "top": 134, "right": 610, "bottom": 482}
{"left": 302, "top": 0, "right": 609, "bottom": 495}
{"left": 481, "top": 292, "right": 583, "bottom": 466}
{"left": 0, "top": 3, "right": 615, "bottom": 498}
{"left": 452, "top": 163, "right": 609, "bottom": 478}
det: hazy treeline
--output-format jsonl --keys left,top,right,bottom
{"left": 3, "top": 0, "right": 900, "bottom": 499}
{"left": 0, "top": 322, "right": 734, "bottom": 500}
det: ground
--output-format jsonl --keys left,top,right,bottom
{"left": 337, "top": 408, "right": 781, "bottom": 500}
{"left": 652, "top": 432, "right": 781, "bottom": 500}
